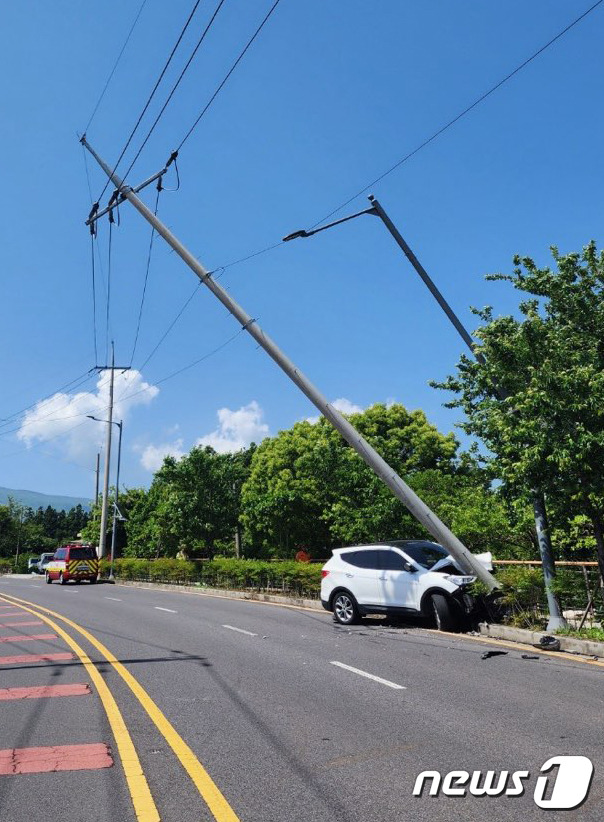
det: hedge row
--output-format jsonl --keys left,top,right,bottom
{"left": 0, "top": 559, "right": 13, "bottom": 574}
{"left": 99, "top": 557, "right": 323, "bottom": 597}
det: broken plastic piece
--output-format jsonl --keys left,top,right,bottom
{"left": 534, "top": 636, "right": 561, "bottom": 651}
{"left": 521, "top": 653, "right": 540, "bottom": 660}
{"left": 481, "top": 650, "right": 508, "bottom": 660}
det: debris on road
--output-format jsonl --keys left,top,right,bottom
{"left": 533, "top": 636, "right": 561, "bottom": 651}
{"left": 480, "top": 650, "right": 508, "bottom": 660}
{"left": 521, "top": 654, "right": 540, "bottom": 660}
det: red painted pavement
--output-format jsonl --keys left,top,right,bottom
{"left": 0, "top": 634, "right": 57, "bottom": 643}
{"left": 0, "top": 611, "right": 25, "bottom": 617}
{"left": 0, "top": 743, "right": 113, "bottom": 774}
{"left": 0, "top": 621, "right": 44, "bottom": 627}
{"left": 0, "top": 684, "right": 91, "bottom": 701}
{"left": 0, "top": 653, "right": 73, "bottom": 665}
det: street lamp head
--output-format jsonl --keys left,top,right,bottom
{"left": 282, "top": 229, "right": 312, "bottom": 242}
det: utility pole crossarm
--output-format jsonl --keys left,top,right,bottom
{"left": 80, "top": 136, "right": 500, "bottom": 591}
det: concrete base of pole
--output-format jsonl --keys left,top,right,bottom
{"left": 547, "top": 614, "right": 567, "bottom": 631}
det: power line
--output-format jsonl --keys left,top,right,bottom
{"left": 130, "top": 186, "right": 162, "bottom": 366}
{"left": 90, "top": 235, "right": 99, "bottom": 365}
{"left": 120, "top": 0, "right": 228, "bottom": 184}
{"left": 137, "top": 281, "right": 201, "bottom": 372}
{"left": 312, "top": 0, "right": 604, "bottom": 228}
{"left": 97, "top": 0, "right": 204, "bottom": 203}
{"left": 0, "top": 370, "right": 95, "bottom": 429}
{"left": 83, "top": 0, "right": 149, "bottom": 134}
{"left": 177, "top": 0, "right": 282, "bottom": 152}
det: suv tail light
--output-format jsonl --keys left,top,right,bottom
{"left": 321, "top": 570, "right": 330, "bottom": 578}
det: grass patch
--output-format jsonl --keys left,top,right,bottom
{"left": 556, "top": 626, "right": 604, "bottom": 642}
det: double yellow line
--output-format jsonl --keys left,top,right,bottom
{"left": 0, "top": 593, "right": 241, "bottom": 822}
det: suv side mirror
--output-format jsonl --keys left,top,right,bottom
{"left": 403, "top": 561, "right": 416, "bottom": 573}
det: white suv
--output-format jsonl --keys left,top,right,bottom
{"left": 321, "top": 540, "right": 492, "bottom": 631}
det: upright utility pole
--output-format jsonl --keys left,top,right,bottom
{"left": 94, "top": 452, "right": 100, "bottom": 506}
{"left": 109, "top": 420, "right": 123, "bottom": 581}
{"left": 81, "top": 136, "right": 500, "bottom": 591}
{"left": 98, "top": 343, "right": 115, "bottom": 559}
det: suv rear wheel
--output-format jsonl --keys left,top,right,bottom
{"left": 430, "top": 592, "right": 459, "bottom": 632}
{"left": 332, "top": 591, "right": 359, "bottom": 625}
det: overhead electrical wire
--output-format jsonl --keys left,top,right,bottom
{"left": 83, "top": 0, "right": 150, "bottom": 134}
{"left": 97, "top": 0, "right": 205, "bottom": 203}
{"left": 176, "top": 0, "right": 282, "bottom": 152}
{"left": 129, "top": 186, "right": 162, "bottom": 366}
{"left": 120, "top": 0, "right": 228, "bottom": 185}
{"left": 137, "top": 281, "right": 202, "bottom": 373}
{"left": 106, "top": 220, "right": 114, "bottom": 364}
{"left": 0, "top": 370, "right": 96, "bottom": 428}
{"left": 312, "top": 0, "right": 604, "bottom": 228}
{"left": 90, "top": 235, "right": 99, "bottom": 365}
{"left": 162, "top": 0, "right": 603, "bottom": 281}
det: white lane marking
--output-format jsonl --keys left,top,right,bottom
{"left": 155, "top": 606, "right": 177, "bottom": 613}
{"left": 222, "top": 624, "right": 257, "bottom": 637}
{"left": 104, "top": 597, "right": 122, "bottom": 601}
{"left": 330, "top": 661, "right": 406, "bottom": 690}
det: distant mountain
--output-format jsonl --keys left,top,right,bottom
{"left": 0, "top": 486, "right": 92, "bottom": 512}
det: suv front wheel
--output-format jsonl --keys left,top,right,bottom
{"left": 429, "top": 592, "right": 459, "bottom": 632}
{"left": 332, "top": 591, "right": 360, "bottom": 625}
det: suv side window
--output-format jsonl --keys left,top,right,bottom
{"left": 377, "top": 549, "right": 409, "bottom": 571}
{"left": 344, "top": 550, "right": 380, "bottom": 569}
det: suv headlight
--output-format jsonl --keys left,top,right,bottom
{"left": 444, "top": 574, "right": 476, "bottom": 587}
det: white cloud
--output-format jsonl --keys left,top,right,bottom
{"left": 140, "top": 438, "right": 186, "bottom": 472}
{"left": 17, "top": 370, "right": 158, "bottom": 460}
{"left": 306, "top": 397, "right": 363, "bottom": 424}
{"left": 196, "top": 401, "right": 269, "bottom": 453}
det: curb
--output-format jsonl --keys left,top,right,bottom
{"left": 112, "top": 579, "right": 324, "bottom": 611}
{"left": 478, "top": 622, "right": 604, "bottom": 659}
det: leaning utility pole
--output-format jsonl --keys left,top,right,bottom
{"left": 81, "top": 136, "right": 500, "bottom": 591}
{"left": 285, "top": 194, "right": 565, "bottom": 629}
{"left": 97, "top": 343, "right": 115, "bottom": 559}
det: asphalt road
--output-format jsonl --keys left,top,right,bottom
{"left": 0, "top": 574, "right": 602, "bottom": 822}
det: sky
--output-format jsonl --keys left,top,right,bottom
{"left": 1, "top": 0, "right": 603, "bottom": 499}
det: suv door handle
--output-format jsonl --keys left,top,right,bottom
{"left": 345, "top": 573, "right": 354, "bottom": 578}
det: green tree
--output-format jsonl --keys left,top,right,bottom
{"left": 241, "top": 403, "right": 518, "bottom": 558}
{"left": 432, "top": 242, "right": 604, "bottom": 576}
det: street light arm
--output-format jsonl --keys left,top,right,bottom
{"left": 283, "top": 206, "right": 377, "bottom": 242}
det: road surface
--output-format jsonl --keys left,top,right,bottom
{"left": 0, "top": 574, "right": 601, "bottom": 821}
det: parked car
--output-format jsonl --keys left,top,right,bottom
{"left": 35, "top": 553, "right": 56, "bottom": 575}
{"left": 28, "top": 557, "right": 40, "bottom": 573}
{"left": 45, "top": 544, "right": 99, "bottom": 585}
{"left": 320, "top": 540, "right": 492, "bottom": 631}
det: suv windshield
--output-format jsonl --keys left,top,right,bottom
{"left": 391, "top": 541, "right": 449, "bottom": 569}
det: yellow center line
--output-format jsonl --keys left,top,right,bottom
{"left": 0, "top": 596, "right": 159, "bottom": 822}
{"left": 0, "top": 593, "right": 241, "bottom": 822}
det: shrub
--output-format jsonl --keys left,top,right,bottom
{"left": 0, "top": 558, "right": 13, "bottom": 574}
{"left": 103, "top": 556, "right": 322, "bottom": 597}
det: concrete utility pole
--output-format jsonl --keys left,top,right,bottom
{"left": 82, "top": 136, "right": 500, "bottom": 591}
{"left": 109, "top": 419, "right": 123, "bottom": 581}
{"left": 94, "top": 452, "right": 100, "bottom": 507}
{"left": 97, "top": 343, "right": 115, "bottom": 559}
{"left": 285, "top": 194, "right": 564, "bottom": 628}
